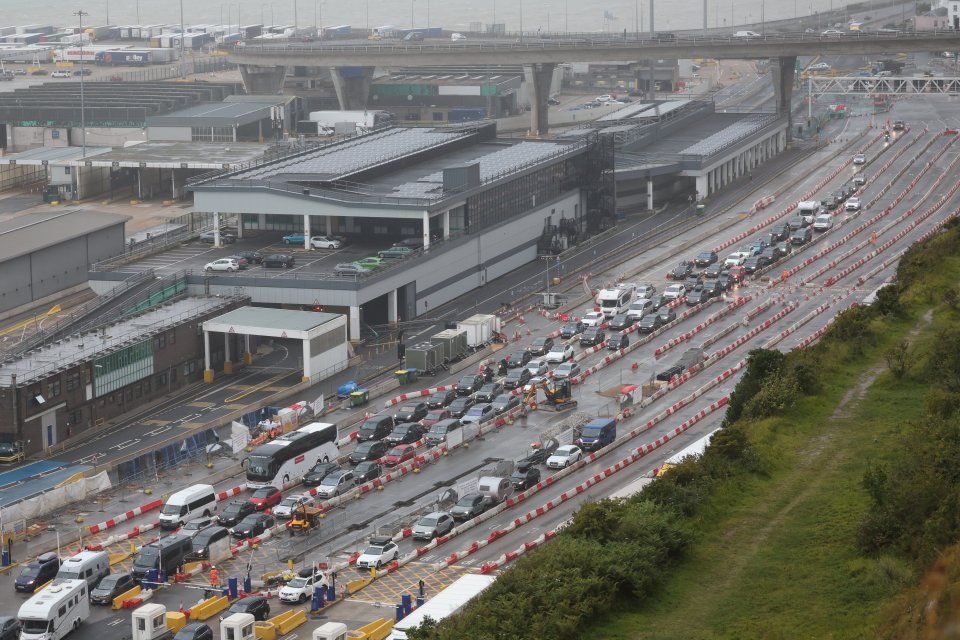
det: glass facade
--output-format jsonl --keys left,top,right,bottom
{"left": 94, "top": 340, "right": 154, "bottom": 398}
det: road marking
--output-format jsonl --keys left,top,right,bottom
{"left": 145, "top": 425, "right": 173, "bottom": 438}
{"left": 107, "top": 619, "right": 124, "bottom": 627}
{"left": 110, "top": 439, "right": 141, "bottom": 451}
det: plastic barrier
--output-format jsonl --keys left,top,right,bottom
{"left": 268, "top": 609, "right": 307, "bottom": 634}
{"left": 111, "top": 585, "right": 142, "bottom": 610}
{"left": 108, "top": 551, "right": 130, "bottom": 566}
{"left": 254, "top": 622, "right": 278, "bottom": 640}
{"left": 353, "top": 618, "right": 395, "bottom": 640}
{"left": 189, "top": 595, "right": 229, "bottom": 621}
{"left": 383, "top": 384, "right": 459, "bottom": 409}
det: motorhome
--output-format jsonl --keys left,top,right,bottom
{"left": 596, "top": 285, "right": 634, "bottom": 319}
{"left": 18, "top": 579, "right": 89, "bottom": 640}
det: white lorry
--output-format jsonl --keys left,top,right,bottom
{"left": 386, "top": 574, "right": 496, "bottom": 639}
{"left": 596, "top": 285, "right": 635, "bottom": 319}
{"left": 306, "top": 110, "right": 396, "bottom": 135}
{"left": 18, "top": 579, "right": 90, "bottom": 640}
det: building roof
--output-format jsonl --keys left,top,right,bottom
{"left": 145, "top": 101, "right": 274, "bottom": 128}
{"left": 72, "top": 141, "right": 273, "bottom": 170}
{"left": 0, "top": 146, "right": 111, "bottom": 165}
{"left": 203, "top": 306, "right": 340, "bottom": 336}
{"left": 0, "top": 296, "right": 240, "bottom": 386}
{"left": 0, "top": 209, "right": 130, "bottom": 263}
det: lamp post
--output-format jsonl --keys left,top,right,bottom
{"left": 179, "top": 0, "right": 185, "bottom": 79}
{"left": 411, "top": 0, "right": 414, "bottom": 28}
{"left": 50, "top": 527, "right": 61, "bottom": 558}
{"left": 74, "top": 9, "right": 88, "bottom": 159}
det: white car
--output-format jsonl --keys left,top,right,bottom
{"left": 627, "top": 298, "right": 653, "bottom": 320}
{"left": 272, "top": 493, "right": 315, "bottom": 520}
{"left": 581, "top": 311, "right": 605, "bottom": 327}
{"left": 310, "top": 235, "right": 342, "bottom": 249}
{"left": 546, "top": 444, "right": 583, "bottom": 469}
{"left": 51, "top": 70, "right": 73, "bottom": 78}
{"left": 355, "top": 536, "right": 400, "bottom": 569}
{"left": 552, "top": 362, "right": 581, "bottom": 379}
{"left": 808, "top": 62, "right": 831, "bottom": 71}
{"left": 663, "top": 284, "right": 686, "bottom": 300}
{"left": 813, "top": 214, "right": 834, "bottom": 231}
{"left": 461, "top": 403, "right": 495, "bottom": 425}
{"left": 278, "top": 570, "right": 327, "bottom": 603}
{"left": 595, "top": 94, "right": 615, "bottom": 102}
{"left": 204, "top": 258, "right": 239, "bottom": 272}
{"left": 724, "top": 254, "right": 746, "bottom": 267}
{"left": 853, "top": 153, "right": 866, "bottom": 165}
{"left": 845, "top": 198, "right": 861, "bottom": 211}
{"left": 544, "top": 344, "right": 574, "bottom": 363}
{"left": 821, "top": 29, "right": 845, "bottom": 36}
{"left": 635, "top": 284, "right": 656, "bottom": 299}
{"left": 451, "top": 32, "right": 466, "bottom": 41}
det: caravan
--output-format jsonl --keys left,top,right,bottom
{"left": 596, "top": 285, "right": 635, "bottom": 319}
{"left": 18, "top": 579, "right": 89, "bottom": 640}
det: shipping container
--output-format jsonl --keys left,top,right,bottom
{"left": 96, "top": 50, "right": 152, "bottom": 65}
{"left": 431, "top": 329, "right": 468, "bottom": 362}
{"left": 57, "top": 45, "right": 119, "bottom": 62}
{"left": 321, "top": 25, "right": 352, "bottom": 39}
{"left": 220, "top": 32, "right": 242, "bottom": 44}
{"left": 17, "top": 24, "right": 55, "bottom": 35}
{"left": 398, "top": 27, "right": 443, "bottom": 39}
{"left": 457, "top": 314, "right": 501, "bottom": 348}
{"left": 0, "top": 46, "right": 54, "bottom": 63}
{"left": 404, "top": 342, "right": 444, "bottom": 375}
{"left": 241, "top": 24, "right": 264, "bottom": 39}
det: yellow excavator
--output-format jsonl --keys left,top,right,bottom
{"left": 523, "top": 377, "right": 577, "bottom": 412}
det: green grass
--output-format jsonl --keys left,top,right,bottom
{"left": 590, "top": 309, "right": 935, "bottom": 639}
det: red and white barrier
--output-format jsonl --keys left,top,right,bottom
{"left": 87, "top": 499, "right": 163, "bottom": 535}
{"left": 383, "top": 384, "right": 459, "bottom": 408}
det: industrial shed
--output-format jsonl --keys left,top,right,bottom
{"left": 0, "top": 209, "right": 129, "bottom": 316}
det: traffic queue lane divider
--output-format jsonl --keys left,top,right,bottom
{"left": 188, "top": 595, "right": 229, "bottom": 621}
{"left": 111, "top": 585, "right": 142, "bottom": 610}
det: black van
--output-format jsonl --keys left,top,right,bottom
{"left": 357, "top": 415, "right": 394, "bottom": 441}
{"left": 186, "top": 526, "right": 231, "bottom": 562}
{"left": 132, "top": 535, "right": 193, "bottom": 581}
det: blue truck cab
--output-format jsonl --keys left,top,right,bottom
{"left": 576, "top": 418, "right": 617, "bottom": 452}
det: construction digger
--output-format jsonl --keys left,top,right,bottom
{"left": 523, "top": 377, "right": 577, "bottom": 412}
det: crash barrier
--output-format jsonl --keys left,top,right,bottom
{"left": 107, "top": 551, "right": 130, "bottom": 566}
{"left": 353, "top": 618, "right": 395, "bottom": 640}
{"left": 188, "top": 595, "right": 229, "bottom": 621}
{"left": 111, "top": 585, "right": 142, "bottom": 610}
{"left": 254, "top": 623, "right": 278, "bottom": 640}
{"left": 85, "top": 521, "right": 161, "bottom": 551}
{"left": 268, "top": 609, "right": 307, "bottom": 634}
{"left": 382, "top": 383, "right": 459, "bottom": 409}
{"left": 88, "top": 498, "right": 163, "bottom": 534}
{"left": 654, "top": 295, "right": 751, "bottom": 359}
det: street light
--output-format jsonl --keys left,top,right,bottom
{"left": 74, "top": 9, "right": 88, "bottom": 158}
{"left": 49, "top": 526, "right": 61, "bottom": 558}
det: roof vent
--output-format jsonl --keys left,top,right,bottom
{"left": 443, "top": 162, "right": 480, "bottom": 193}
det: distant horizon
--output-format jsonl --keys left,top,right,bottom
{"left": 5, "top": 0, "right": 854, "bottom": 35}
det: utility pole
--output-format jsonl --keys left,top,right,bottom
{"left": 75, "top": 9, "right": 88, "bottom": 158}
{"left": 179, "top": 0, "right": 185, "bottom": 79}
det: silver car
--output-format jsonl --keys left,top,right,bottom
{"left": 411, "top": 511, "right": 455, "bottom": 540}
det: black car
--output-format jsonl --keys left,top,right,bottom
{"left": 607, "top": 314, "right": 634, "bottom": 331}
{"left": 456, "top": 374, "right": 485, "bottom": 396}
{"left": 683, "top": 275, "right": 703, "bottom": 291}
{"left": 704, "top": 263, "right": 724, "bottom": 279}
{"left": 232, "top": 513, "right": 275, "bottom": 539}
{"left": 791, "top": 227, "right": 813, "bottom": 245}
{"left": 607, "top": 331, "right": 629, "bottom": 351}
{"left": 349, "top": 440, "right": 389, "bottom": 464}
{"left": 217, "top": 500, "right": 257, "bottom": 527}
{"left": 14, "top": 552, "right": 60, "bottom": 593}
{"left": 510, "top": 464, "right": 542, "bottom": 491}
{"left": 772, "top": 242, "right": 792, "bottom": 259}
{"left": 475, "top": 383, "right": 504, "bottom": 403}
{"left": 427, "top": 390, "right": 456, "bottom": 409}
{"left": 447, "top": 396, "right": 475, "bottom": 418}
{"left": 658, "top": 307, "right": 677, "bottom": 324}
{"left": 656, "top": 364, "right": 684, "bottom": 382}
{"left": 0, "top": 618, "right": 19, "bottom": 640}
{"left": 505, "top": 350, "right": 532, "bottom": 368}
{"left": 637, "top": 314, "right": 662, "bottom": 333}
{"left": 670, "top": 261, "right": 693, "bottom": 280}
{"left": 893, "top": 119, "right": 905, "bottom": 131}
{"left": 357, "top": 415, "right": 394, "bottom": 441}
{"left": 302, "top": 462, "right": 341, "bottom": 487}
{"left": 702, "top": 280, "right": 724, "bottom": 297}
{"left": 686, "top": 288, "right": 712, "bottom": 306}
{"left": 385, "top": 422, "right": 425, "bottom": 445}
{"left": 648, "top": 294, "right": 667, "bottom": 311}
{"left": 262, "top": 253, "right": 295, "bottom": 268}
{"left": 393, "top": 237, "right": 424, "bottom": 249}
{"left": 226, "top": 596, "right": 270, "bottom": 622}
{"left": 579, "top": 327, "right": 606, "bottom": 346}
{"left": 174, "top": 623, "right": 214, "bottom": 640}
{"left": 559, "top": 320, "right": 585, "bottom": 338}
{"left": 527, "top": 336, "right": 555, "bottom": 356}
{"left": 760, "top": 247, "right": 778, "bottom": 264}
{"left": 90, "top": 572, "right": 139, "bottom": 605}
{"left": 354, "top": 461, "right": 382, "bottom": 484}
{"left": 450, "top": 493, "right": 496, "bottom": 521}
{"left": 503, "top": 368, "right": 532, "bottom": 390}
{"left": 770, "top": 222, "right": 791, "bottom": 241}
{"left": 234, "top": 250, "right": 263, "bottom": 264}
{"left": 695, "top": 251, "right": 718, "bottom": 267}
{"left": 394, "top": 402, "right": 428, "bottom": 422}
{"left": 490, "top": 393, "right": 521, "bottom": 414}
{"left": 742, "top": 256, "right": 769, "bottom": 274}
{"left": 787, "top": 216, "right": 808, "bottom": 230}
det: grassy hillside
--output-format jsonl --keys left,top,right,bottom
{"left": 408, "top": 219, "right": 960, "bottom": 640}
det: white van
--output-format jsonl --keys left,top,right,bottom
{"left": 55, "top": 551, "right": 109, "bottom": 589}
{"left": 158, "top": 484, "right": 217, "bottom": 529}
{"left": 18, "top": 579, "right": 89, "bottom": 640}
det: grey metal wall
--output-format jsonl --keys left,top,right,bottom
{"left": 0, "top": 223, "right": 126, "bottom": 314}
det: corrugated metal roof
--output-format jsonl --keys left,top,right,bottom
{"left": 145, "top": 101, "right": 271, "bottom": 127}
{"left": 0, "top": 209, "right": 130, "bottom": 263}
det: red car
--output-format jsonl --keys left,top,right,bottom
{"left": 383, "top": 444, "right": 417, "bottom": 467}
{"left": 727, "top": 265, "right": 747, "bottom": 283}
{"left": 248, "top": 486, "right": 282, "bottom": 511}
{"left": 421, "top": 409, "right": 452, "bottom": 428}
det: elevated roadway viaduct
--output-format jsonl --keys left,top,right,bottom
{"left": 229, "top": 31, "right": 960, "bottom": 134}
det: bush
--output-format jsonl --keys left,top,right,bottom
{"left": 723, "top": 349, "right": 787, "bottom": 426}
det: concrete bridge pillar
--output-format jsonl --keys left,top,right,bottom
{"left": 771, "top": 56, "right": 797, "bottom": 139}
{"left": 524, "top": 63, "right": 556, "bottom": 136}
{"left": 329, "top": 66, "right": 375, "bottom": 110}
{"left": 238, "top": 64, "right": 287, "bottom": 95}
